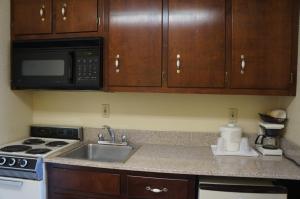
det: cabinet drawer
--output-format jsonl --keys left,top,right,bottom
{"left": 127, "top": 175, "right": 189, "bottom": 199}
{"left": 50, "top": 168, "right": 120, "bottom": 196}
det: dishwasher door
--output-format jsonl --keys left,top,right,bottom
{"left": 199, "top": 178, "right": 287, "bottom": 199}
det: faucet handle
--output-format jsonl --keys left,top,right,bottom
{"left": 121, "top": 135, "right": 127, "bottom": 143}
{"left": 98, "top": 133, "right": 104, "bottom": 141}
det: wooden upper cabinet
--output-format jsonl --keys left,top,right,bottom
{"left": 108, "top": 0, "right": 162, "bottom": 87}
{"left": 12, "top": 0, "right": 52, "bottom": 35}
{"left": 231, "top": 0, "right": 293, "bottom": 90}
{"left": 168, "top": 0, "right": 226, "bottom": 88}
{"left": 55, "top": 0, "right": 99, "bottom": 33}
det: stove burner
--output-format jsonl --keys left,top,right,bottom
{"left": 23, "top": 139, "right": 45, "bottom": 145}
{"left": 46, "top": 141, "right": 68, "bottom": 147}
{"left": 0, "top": 145, "right": 32, "bottom": 152}
{"left": 26, "top": 148, "right": 52, "bottom": 155}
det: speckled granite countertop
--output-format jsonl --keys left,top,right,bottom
{"left": 45, "top": 143, "right": 300, "bottom": 180}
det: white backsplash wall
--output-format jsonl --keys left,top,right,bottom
{"left": 0, "top": 0, "right": 32, "bottom": 144}
{"left": 33, "top": 91, "right": 281, "bottom": 133}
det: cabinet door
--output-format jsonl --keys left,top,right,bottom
{"left": 231, "top": 0, "right": 293, "bottom": 89}
{"left": 49, "top": 168, "right": 120, "bottom": 196}
{"left": 49, "top": 194, "right": 84, "bottom": 199}
{"left": 55, "top": 0, "right": 99, "bottom": 33}
{"left": 12, "top": 0, "right": 52, "bottom": 35}
{"left": 168, "top": 0, "right": 226, "bottom": 88}
{"left": 50, "top": 193, "right": 116, "bottom": 199}
{"left": 108, "top": 0, "right": 162, "bottom": 87}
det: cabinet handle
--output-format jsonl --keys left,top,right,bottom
{"left": 97, "top": 17, "right": 101, "bottom": 26}
{"left": 62, "top": 3, "right": 67, "bottom": 21}
{"left": 115, "top": 54, "right": 120, "bottom": 73}
{"left": 146, "top": 186, "right": 168, "bottom": 193}
{"left": 40, "top": 5, "right": 45, "bottom": 22}
{"left": 240, "top": 54, "right": 246, "bottom": 74}
{"left": 176, "top": 54, "right": 181, "bottom": 74}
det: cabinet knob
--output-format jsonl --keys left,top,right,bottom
{"left": 40, "top": 5, "right": 45, "bottom": 22}
{"left": 62, "top": 3, "right": 67, "bottom": 21}
{"left": 240, "top": 54, "right": 246, "bottom": 75}
{"left": 115, "top": 54, "right": 120, "bottom": 73}
{"left": 146, "top": 186, "right": 168, "bottom": 193}
{"left": 176, "top": 54, "right": 181, "bottom": 74}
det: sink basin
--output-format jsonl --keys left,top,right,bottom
{"left": 61, "top": 143, "right": 136, "bottom": 163}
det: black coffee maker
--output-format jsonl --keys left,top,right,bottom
{"left": 255, "top": 122, "right": 284, "bottom": 150}
{"left": 255, "top": 111, "right": 287, "bottom": 156}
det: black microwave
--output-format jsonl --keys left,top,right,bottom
{"left": 11, "top": 38, "right": 103, "bottom": 90}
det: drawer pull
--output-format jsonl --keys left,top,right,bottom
{"left": 145, "top": 186, "right": 168, "bottom": 193}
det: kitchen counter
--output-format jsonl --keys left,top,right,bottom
{"left": 45, "top": 143, "right": 300, "bottom": 180}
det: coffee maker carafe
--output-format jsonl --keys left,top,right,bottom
{"left": 255, "top": 122, "right": 284, "bottom": 156}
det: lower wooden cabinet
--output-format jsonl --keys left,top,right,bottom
{"left": 49, "top": 167, "right": 120, "bottom": 195}
{"left": 51, "top": 193, "right": 119, "bottom": 199}
{"left": 49, "top": 193, "right": 95, "bottom": 199}
{"left": 47, "top": 163, "right": 196, "bottom": 199}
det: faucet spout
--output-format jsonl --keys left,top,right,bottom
{"left": 102, "top": 125, "right": 115, "bottom": 143}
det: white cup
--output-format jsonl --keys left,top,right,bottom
{"left": 216, "top": 137, "right": 226, "bottom": 152}
{"left": 240, "top": 137, "right": 250, "bottom": 153}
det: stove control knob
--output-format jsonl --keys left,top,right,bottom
{"left": 0, "top": 157, "right": 6, "bottom": 165}
{"left": 20, "top": 159, "right": 28, "bottom": 168}
{"left": 8, "top": 158, "right": 16, "bottom": 167}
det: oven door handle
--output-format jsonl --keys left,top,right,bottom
{"left": 0, "top": 179, "right": 23, "bottom": 188}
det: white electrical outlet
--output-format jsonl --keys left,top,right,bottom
{"left": 102, "top": 104, "right": 110, "bottom": 118}
{"left": 229, "top": 108, "right": 238, "bottom": 124}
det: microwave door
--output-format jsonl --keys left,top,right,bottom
{"left": 12, "top": 51, "right": 73, "bottom": 89}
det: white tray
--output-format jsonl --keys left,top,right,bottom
{"left": 211, "top": 145, "right": 259, "bottom": 157}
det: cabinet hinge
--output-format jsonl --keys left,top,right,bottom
{"left": 290, "top": 72, "right": 294, "bottom": 84}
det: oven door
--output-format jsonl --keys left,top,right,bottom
{"left": 0, "top": 176, "right": 45, "bottom": 199}
{"left": 12, "top": 49, "right": 74, "bottom": 89}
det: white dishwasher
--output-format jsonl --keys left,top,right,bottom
{"left": 198, "top": 177, "right": 287, "bottom": 199}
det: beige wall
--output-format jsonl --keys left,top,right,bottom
{"left": 33, "top": 92, "right": 281, "bottom": 133}
{"left": 0, "top": 0, "right": 32, "bottom": 144}
{"left": 280, "top": 18, "right": 300, "bottom": 146}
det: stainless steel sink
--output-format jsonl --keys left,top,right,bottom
{"left": 61, "top": 143, "right": 136, "bottom": 163}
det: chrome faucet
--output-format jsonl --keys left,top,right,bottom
{"left": 102, "top": 125, "right": 115, "bottom": 143}
{"left": 98, "top": 125, "right": 128, "bottom": 146}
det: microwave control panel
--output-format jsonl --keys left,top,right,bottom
{"left": 75, "top": 50, "right": 101, "bottom": 88}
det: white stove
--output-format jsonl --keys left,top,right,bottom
{"left": 0, "top": 137, "right": 80, "bottom": 158}
{"left": 0, "top": 125, "right": 82, "bottom": 199}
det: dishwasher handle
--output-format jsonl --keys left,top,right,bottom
{"left": 199, "top": 183, "right": 287, "bottom": 194}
